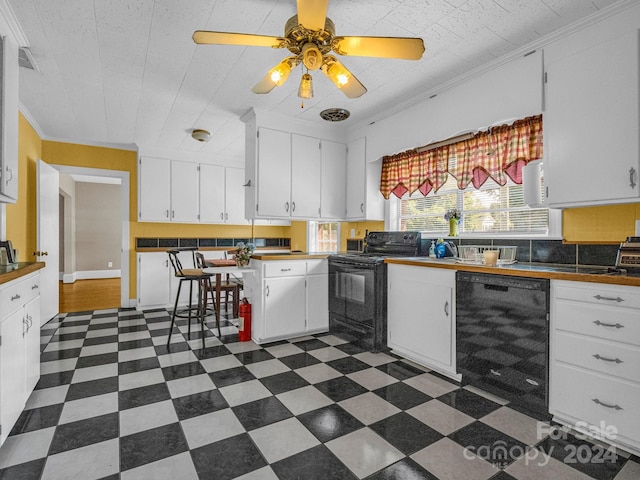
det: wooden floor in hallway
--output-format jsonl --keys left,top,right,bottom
{"left": 59, "top": 278, "right": 121, "bottom": 313}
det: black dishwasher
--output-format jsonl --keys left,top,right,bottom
{"left": 456, "top": 272, "right": 550, "bottom": 416}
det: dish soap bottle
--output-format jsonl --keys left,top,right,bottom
{"left": 435, "top": 238, "right": 446, "bottom": 258}
{"left": 429, "top": 240, "right": 436, "bottom": 258}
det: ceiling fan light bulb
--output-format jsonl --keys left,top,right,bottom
{"left": 269, "top": 59, "right": 292, "bottom": 86}
{"left": 327, "top": 62, "right": 350, "bottom": 88}
{"left": 298, "top": 73, "right": 313, "bottom": 99}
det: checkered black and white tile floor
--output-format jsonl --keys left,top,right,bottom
{"left": 0, "top": 308, "right": 638, "bottom": 480}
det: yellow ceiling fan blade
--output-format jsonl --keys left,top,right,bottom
{"left": 251, "top": 74, "right": 277, "bottom": 94}
{"left": 193, "top": 31, "right": 286, "bottom": 48}
{"left": 296, "top": 0, "right": 329, "bottom": 31}
{"left": 333, "top": 36, "right": 425, "bottom": 60}
{"left": 321, "top": 56, "right": 367, "bottom": 98}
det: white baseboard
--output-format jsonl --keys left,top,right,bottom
{"left": 61, "top": 270, "right": 121, "bottom": 283}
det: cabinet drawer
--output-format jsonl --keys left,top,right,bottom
{"left": 0, "top": 279, "right": 26, "bottom": 317}
{"left": 554, "top": 282, "right": 640, "bottom": 309}
{"left": 555, "top": 332, "right": 640, "bottom": 383}
{"left": 306, "top": 259, "right": 328, "bottom": 275}
{"left": 551, "top": 363, "right": 640, "bottom": 442}
{"left": 554, "top": 300, "right": 640, "bottom": 346}
{"left": 24, "top": 274, "right": 40, "bottom": 303}
{"left": 264, "top": 262, "right": 306, "bottom": 278}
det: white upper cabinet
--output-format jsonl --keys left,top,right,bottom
{"left": 138, "top": 157, "right": 199, "bottom": 223}
{"left": 139, "top": 157, "right": 171, "bottom": 221}
{"left": 291, "top": 133, "right": 321, "bottom": 219}
{"left": 0, "top": 33, "right": 19, "bottom": 203}
{"left": 256, "top": 127, "right": 292, "bottom": 218}
{"left": 199, "top": 165, "right": 246, "bottom": 224}
{"left": 320, "top": 140, "right": 346, "bottom": 219}
{"left": 545, "top": 28, "right": 640, "bottom": 207}
{"left": 346, "top": 137, "right": 384, "bottom": 221}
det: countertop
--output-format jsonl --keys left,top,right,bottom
{"left": 0, "top": 262, "right": 46, "bottom": 286}
{"left": 251, "top": 252, "right": 330, "bottom": 260}
{"left": 385, "top": 257, "right": 640, "bottom": 287}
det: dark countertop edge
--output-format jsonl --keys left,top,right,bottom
{"left": 0, "top": 262, "right": 46, "bottom": 286}
{"left": 384, "top": 258, "right": 640, "bottom": 287}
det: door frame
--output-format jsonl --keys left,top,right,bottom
{"left": 53, "top": 165, "right": 131, "bottom": 308}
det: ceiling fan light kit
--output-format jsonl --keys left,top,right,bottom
{"left": 193, "top": 0, "right": 424, "bottom": 100}
{"left": 191, "top": 129, "right": 211, "bottom": 142}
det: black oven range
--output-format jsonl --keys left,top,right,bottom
{"left": 328, "top": 231, "right": 422, "bottom": 352}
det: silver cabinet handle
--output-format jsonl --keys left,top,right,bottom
{"left": 630, "top": 167, "right": 637, "bottom": 189}
{"left": 490, "top": 369, "right": 501, "bottom": 376}
{"left": 525, "top": 378, "right": 539, "bottom": 386}
{"left": 5, "top": 166, "right": 13, "bottom": 185}
{"left": 593, "top": 354, "right": 623, "bottom": 364}
{"left": 593, "top": 320, "right": 624, "bottom": 329}
{"left": 444, "top": 301, "right": 449, "bottom": 316}
{"left": 285, "top": 202, "right": 289, "bottom": 212}
{"left": 171, "top": 210, "right": 175, "bottom": 218}
{"left": 165, "top": 210, "right": 169, "bottom": 218}
{"left": 593, "top": 294, "right": 624, "bottom": 303}
{"left": 360, "top": 202, "right": 364, "bottom": 213}
{"left": 592, "top": 398, "right": 623, "bottom": 410}
{"left": 265, "top": 285, "right": 270, "bottom": 297}
{"left": 32, "top": 284, "right": 39, "bottom": 290}
{"left": 220, "top": 213, "right": 224, "bottom": 220}
{"left": 11, "top": 294, "right": 21, "bottom": 301}
{"left": 291, "top": 201, "right": 296, "bottom": 212}
{"left": 280, "top": 268, "right": 291, "bottom": 272}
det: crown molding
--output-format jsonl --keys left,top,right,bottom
{"left": 0, "top": 0, "right": 29, "bottom": 46}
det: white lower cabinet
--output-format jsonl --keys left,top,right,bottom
{"left": 249, "top": 259, "right": 329, "bottom": 343}
{"left": 0, "top": 271, "right": 41, "bottom": 446}
{"left": 550, "top": 280, "right": 640, "bottom": 455}
{"left": 387, "top": 264, "right": 457, "bottom": 379}
{"left": 137, "top": 252, "right": 195, "bottom": 309}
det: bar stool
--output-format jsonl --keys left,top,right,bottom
{"left": 166, "top": 250, "right": 221, "bottom": 347}
{"left": 194, "top": 252, "right": 242, "bottom": 319}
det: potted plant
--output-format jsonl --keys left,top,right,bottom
{"left": 234, "top": 242, "right": 255, "bottom": 267}
{"left": 444, "top": 208, "right": 462, "bottom": 237}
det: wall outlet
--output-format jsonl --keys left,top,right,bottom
{"left": 108, "top": 261, "right": 113, "bottom": 268}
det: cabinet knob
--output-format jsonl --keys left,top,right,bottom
{"left": 33, "top": 251, "right": 48, "bottom": 256}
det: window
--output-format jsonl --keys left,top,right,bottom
{"left": 396, "top": 172, "right": 549, "bottom": 236}
{"left": 308, "top": 222, "right": 340, "bottom": 252}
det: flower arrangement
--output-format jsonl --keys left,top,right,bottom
{"left": 444, "top": 208, "right": 462, "bottom": 222}
{"left": 234, "top": 242, "right": 255, "bottom": 267}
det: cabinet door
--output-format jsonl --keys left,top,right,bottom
{"left": 0, "top": 34, "right": 19, "bottom": 202}
{"left": 199, "top": 164, "right": 225, "bottom": 223}
{"left": 320, "top": 140, "right": 346, "bottom": 219}
{"left": 171, "top": 161, "right": 199, "bottom": 222}
{"left": 291, "top": 134, "right": 321, "bottom": 218}
{"left": 545, "top": 31, "right": 639, "bottom": 206}
{"left": 306, "top": 274, "right": 328, "bottom": 332}
{"left": 257, "top": 128, "right": 291, "bottom": 217}
{"left": 264, "top": 276, "right": 306, "bottom": 339}
{"left": 139, "top": 157, "right": 171, "bottom": 221}
{"left": 24, "top": 296, "right": 41, "bottom": 394}
{"left": 346, "top": 137, "right": 366, "bottom": 219}
{"left": 1, "top": 309, "right": 26, "bottom": 445}
{"left": 387, "top": 265, "right": 453, "bottom": 368}
{"left": 225, "top": 167, "right": 247, "bottom": 224}
{"left": 138, "top": 253, "right": 170, "bottom": 308}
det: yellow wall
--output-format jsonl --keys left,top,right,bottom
{"left": 563, "top": 203, "right": 640, "bottom": 243}
{"left": 5, "top": 113, "right": 42, "bottom": 262}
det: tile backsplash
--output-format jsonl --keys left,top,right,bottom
{"left": 420, "top": 237, "right": 620, "bottom": 267}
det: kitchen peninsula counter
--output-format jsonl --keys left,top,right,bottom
{"left": 385, "top": 257, "right": 640, "bottom": 287}
{"left": 250, "top": 252, "right": 330, "bottom": 261}
{"left": 0, "top": 262, "right": 45, "bottom": 286}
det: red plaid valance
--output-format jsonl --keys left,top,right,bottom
{"left": 380, "top": 115, "right": 543, "bottom": 199}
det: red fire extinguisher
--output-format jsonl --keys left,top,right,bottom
{"left": 238, "top": 298, "right": 252, "bottom": 342}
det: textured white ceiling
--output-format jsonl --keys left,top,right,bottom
{"left": 8, "top": 0, "right": 625, "bottom": 164}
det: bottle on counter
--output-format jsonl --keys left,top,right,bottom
{"left": 435, "top": 238, "right": 446, "bottom": 259}
{"left": 429, "top": 240, "right": 436, "bottom": 258}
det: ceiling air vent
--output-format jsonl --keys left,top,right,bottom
{"left": 18, "top": 47, "right": 38, "bottom": 71}
{"left": 320, "top": 108, "right": 350, "bottom": 122}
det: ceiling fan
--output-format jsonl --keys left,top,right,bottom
{"left": 193, "top": 0, "right": 425, "bottom": 100}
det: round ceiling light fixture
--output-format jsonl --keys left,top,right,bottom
{"left": 319, "top": 108, "right": 350, "bottom": 122}
{"left": 191, "top": 129, "right": 211, "bottom": 142}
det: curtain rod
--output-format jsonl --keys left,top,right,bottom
{"left": 415, "top": 131, "right": 476, "bottom": 153}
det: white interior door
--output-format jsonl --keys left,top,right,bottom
{"left": 37, "top": 159, "right": 60, "bottom": 324}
